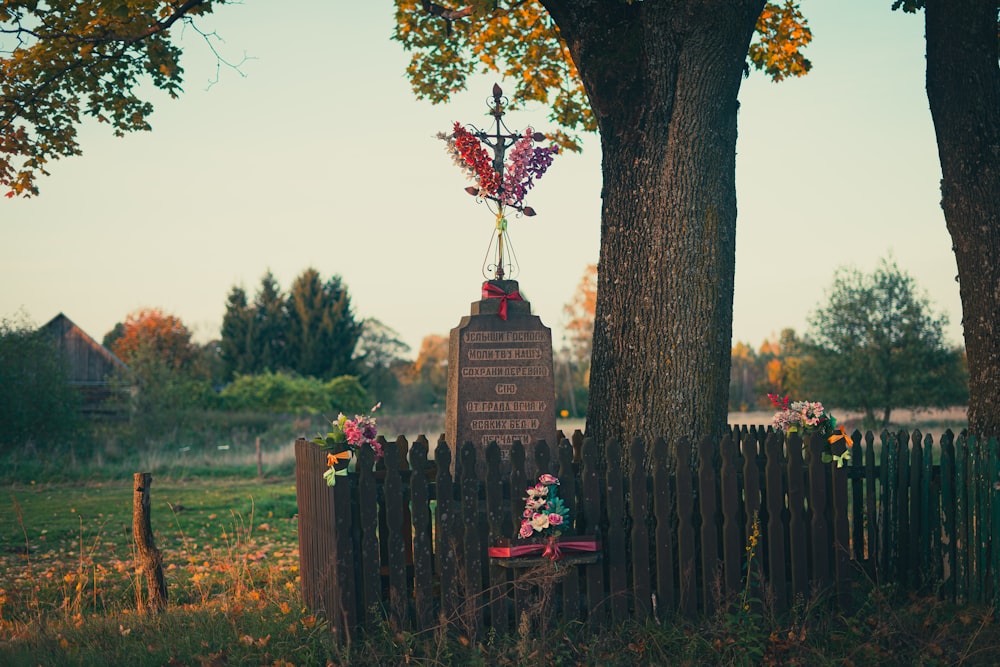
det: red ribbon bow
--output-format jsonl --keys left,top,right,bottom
{"left": 541, "top": 536, "right": 561, "bottom": 561}
{"left": 482, "top": 283, "right": 523, "bottom": 320}
{"left": 487, "top": 538, "right": 601, "bottom": 562}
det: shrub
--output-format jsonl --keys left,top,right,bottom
{"left": 0, "top": 314, "right": 80, "bottom": 449}
{"left": 219, "top": 372, "right": 368, "bottom": 415}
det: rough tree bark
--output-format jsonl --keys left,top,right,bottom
{"left": 540, "top": 0, "right": 764, "bottom": 457}
{"left": 925, "top": 0, "right": 1000, "bottom": 438}
{"left": 133, "top": 472, "right": 168, "bottom": 612}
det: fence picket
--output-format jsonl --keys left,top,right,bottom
{"left": 971, "top": 435, "right": 984, "bottom": 603}
{"left": 921, "top": 432, "right": 935, "bottom": 585}
{"left": 485, "top": 442, "right": 509, "bottom": 635}
{"left": 880, "top": 431, "right": 899, "bottom": 581}
{"left": 383, "top": 438, "right": 409, "bottom": 630}
{"left": 357, "top": 443, "right": 380, "bottom": 627}
{"left": 940, "top": 430, "right": 956, "bottom": 601}
{"left": 605, "top": 439, "right": 628, "bottom": 621}
{"left": 558, "top": 438, "right": 581, "bottom": 622}
{"left": 698, "top": 436, "right": 720, "bottom": 614}
{"left": 908, "top": 432, "right": 922, "bottom": 589}
{"left": 851, "top": 429, "right": 865, "bottom": 564}
{"left": 956, "top": 432, "right": 968, "bottom": 604}
{"left": 720, "top": 435, "right": 741, "bottom": 598}
{"left": 629, "top": 437, "right": 651, "bottom": 620}
{"left": 675, "top": 437, "right": 696, "bottom": 616}
{"left": 434, "top": 439, "right": 458, "bottom": 624}
{"left": 786, "top": 433, "right": 808, "bottom": 599}
{"left": 807, "top": 432, "right": 831, "bottom": 591}
{"left": 764, "top": 433, "right": 788, "bottom": 613}
{"left": 989, "top": 437, "right": 1000, "bottom": 611}
{"left": 831, "top": 443, "right": 850, "bottom": 609}
{"left": 863, "top": 431, "right": 877, "bottom": 576}
{"left": 460, "top": 442, "right": 483, "bottom": 638}
{"left": 580, "top": 437, "right": 606, "bottom": 628}
{"left": 652, "top": 437, "right": 675, "bottom": 614}
{"left": 409, "top": 437, "right": 434, "bottom": 631}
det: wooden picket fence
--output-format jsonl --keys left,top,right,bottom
{"left": 293, "top": 428, "right": 1000, "bottom": 640}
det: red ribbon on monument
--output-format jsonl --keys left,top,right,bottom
{"left": 482, "top": 283, "right": 523, "bottom": 320}
{"left": 487, "top": 537, "right": 601, "bottom": 562}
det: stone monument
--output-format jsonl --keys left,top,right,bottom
{"left": 446, "top": 279, "right": 556, "bottom": 474}
{"left": 436, "top": 83, "right": 562, "bottom": 475}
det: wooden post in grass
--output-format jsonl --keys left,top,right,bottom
{"left": 256, "top": 437, "right": 263, "bottom": 478}
{"left": 133, "top": 472, "right": 167, "bottom": 612}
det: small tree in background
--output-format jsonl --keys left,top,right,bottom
{"left": 756, "top": 329, "right": 808, "bottom": 404}
{"left": 355, "top": 318, "right": 411, "bottom": 405}
{"left": 405, "top": 334, "right": 449, "bottom": 410}
{"left": 805, "top": 257, "right": 967, "bottom": 429}
{"left": 560, "top": 264, "right": 596, "bottom": 417}
{"left": 729, "top": 341, "right": 758, "bottom": 412}
{"left": 105, "top": 308, "right": 214, "bottom": 432}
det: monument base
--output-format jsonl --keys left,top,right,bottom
{"left": 445, "top": 280, "right": 557, "bottom": 477}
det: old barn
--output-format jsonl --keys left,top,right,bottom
{"left": 40, "top": 313, "right": 131, "bottom": 416}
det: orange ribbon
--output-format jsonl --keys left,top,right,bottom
{"left": 827, "top": 426, "right": 854, "bottom": 468}
{"left": 828, "top": 425, "right": 854, "bottom": 449}
{"left": 482, "top": 283, "right": 523, "bottom": 320}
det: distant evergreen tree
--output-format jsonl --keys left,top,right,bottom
{"left": 219, "top": 269, "right": 362, "bottom": 382}
{"left": 287, "top": 268, "right": 361, "bottom": 380}
{"left": 251, "top": 271, "right": 290, "bottom": 374}
{"left": 220, "top": 286, "right": 254, "bottom": 380}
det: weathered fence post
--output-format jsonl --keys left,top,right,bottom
{"left": 132, "top": 472, "right": 167, "bottom": 612}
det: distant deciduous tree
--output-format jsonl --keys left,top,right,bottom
{"left": 411, "top": 334, "right": 449, "bottom": 407}
{"left": 805, "top": 257, "right": 967, "bottom": 429}
{"left": 756, "top": 328, "right": 807, "bottom": 403}
{"left": 729, "top": 341, "right": 758, "bottom": 411}
{"left": 110, "top": 308, "right": 197, "bottom": 371}
{"left": 356, "top": 318, "right": 411, "bottom": 403}
{"left": 105, "top": 308, "right": 212, "bottom": 422}
{"left": 563, "top": 263, "right": 596, "bottom": 367}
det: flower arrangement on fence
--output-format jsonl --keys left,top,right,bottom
{"left": 312, "top": 403, "right": 382, "bottom": 486}
{"left": 439, "top": 123, "right": 558, "bottom": 213}
{"left": 768, "top": 394, "right": 853, "bottom": 467}
{"left": 519, "top": 474, "right": 570, "bottom": 539}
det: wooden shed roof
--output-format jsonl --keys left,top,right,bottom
{"left": 40, "top": 313, "right": 129, "bottom": 385}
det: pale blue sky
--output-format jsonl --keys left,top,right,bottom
{"left": 0, "top": 1, "right": 962, "bottom": 358}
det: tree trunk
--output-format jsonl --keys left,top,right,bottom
{"left": 543, "top": 0, "right": 763, "bottom": 457}
{"left": 133, "top": 472, "right": 168, "bottom": 612}
{"left": 925, "top": 0, "right": 1000, "bottom": 439}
